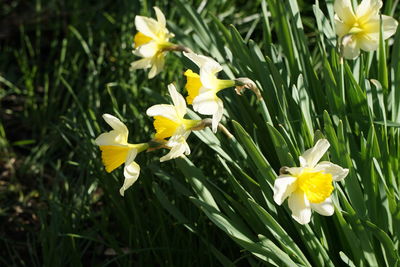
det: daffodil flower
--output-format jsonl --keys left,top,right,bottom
{"left": 273, "top": 139, "right": 349, "bottom": 225}
{"left": 334, "top": 0, "right": 398, "bottom": 59}
{"left": 131, "top": 7, "right": 174, "bottom": 78}
{"left": 183, "top": 52, "right": 235, "bottom": 132}
{"left": 147, "top": 84, "right": 200, "bottom": 162}
{"left": 95, "top": 114, "right": 148, "bottom": 196}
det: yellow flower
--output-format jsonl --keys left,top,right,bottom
{"left": 183, "top": 52, "right": 235, "bottom": 132}
{"left": 273, "top": 139, "right": 349, "bottom": 225}
{"left": 334, "top": 0, "right": 398, "bottom": 59}
{"left": 95, "top": 114, "right": 148, "bottom": 196}
{"left": 147, "top": 84, "right": 200, "bottom": 162}
{"left": 131, "top": 7, "right": 174, "bottom": 78}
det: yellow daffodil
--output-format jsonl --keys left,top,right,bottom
{"left": 273, "top": 139, "right": 349, "bottom": 225}
{"left": 95, "top": 114, "right": 148, "bottom": 196}
{"left": 334, "top": 0, "right": 398, "bottom": 59}
{"left": 131, "top": 7, "right": 174, "bottom": 78}
{"left": 183, "top": 52, "right": 235, "bottom": 132}
{"left": 147, "top": 84, "right": 200, "bottom": 162}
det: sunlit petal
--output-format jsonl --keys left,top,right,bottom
{"left": 314, "top": 161, "right": 349, "bottom": 181}
{"left": 311, "top": 197, "right": 335, "bottom": 216}
{"left": 288, "top": 189, "right": 312, "bottom": 225}
{"left": 273, "top": 175, "right": 298, "bottom": 205}
{"left": 299, "top": 139, "right": 330, "bottom": 168}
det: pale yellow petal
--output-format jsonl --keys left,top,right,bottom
{"left": 381, "top": 15, "right": 398, "bottom": 39}
{"left": 334, "top": 0, "right": 356, "bottom": 24}
{"left": 167, "top": 83, "right": 187, "bottom": 118}
{"left": 154, "top": 6, "right": 166, "bottom": 28}
{"left": 146, "top": 104, "right": 179, "bottom": 122}
{"left": 95, "top": 131, "right": 126, "bottom": 146}
{"left": 183, "top": 52, "right": 219, "bottom": 69}
{"left": 130, "top": 58, "right": 152, "bottom": 70}
{"left": 148, "top": 53, "right": 165, "bottom": 78}
{"left": 134, "top": 42, "right": 158, "bottom": 58}
{"left": 135, "top": 15, "right": 160, "bottom": 40}
{"left": 356, "top": 0, "right": 382, "bottom": 23}
{"left": 103, "top": 114, "right": 129, "bottom": 134}
{"left": 335, "top": 17, "right": 351, "bottom": 37}
{"left": 342, "top": 36, "right": 360, "bottom": 59}
{"left": 199, "top": 62, "right": 222, "bottom": 89}
{"left": 358, "top": 34, "right": 379, "bottom": 51}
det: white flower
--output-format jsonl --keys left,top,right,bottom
{"left": 334, "top": 0, "right": 398, "bottom": 59}
{"left": 95, "top": 114, "right": 148, "bottom": 196}
{"left": 131, "top": 7, "right": 174, "bottom": 78}
{"left": 273, "top": 139, "right": 349, "bottom": 224}
{"left": 183, "top": 52, "right": 235, "bottom": 132}
{"left": 146, "top": 84, "right": 200, "bottom": 161}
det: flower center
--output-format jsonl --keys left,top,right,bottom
{"left": 153, "top": 116, "right": 180, "bottom": 140}
{"left": 134, "top": 32, "right": 153, "bottom": 48}
{"left": 184, "top": 69, "right": 202, "bottom": 104}
{"left": 154, "top": 116, "right": 199, "bottom": 140}
{"left": 297, "top": 170, "right": 333, "bottom": 203}
{"left": 99, "top": 145, "right": 131, "bottom": 173}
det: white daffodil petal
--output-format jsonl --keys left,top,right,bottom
{"left": 334, "top": 0, "right": 356, "bottom": 23}
{"left": 148, "top": 54, "right": 165, "bottom": 79}
{"left": 358, "top": 34, "right": 379, "bottom": 51}
{"left": 342, "top": 37, "right": 360, "bottom": 59}
{"left": 130, "top": 58, "right": 152, "bottom": 70}
{"left": 288, "top": 190, "right": 312, "bottom": 225}
{"left": 382, "top": 15, "right": 399, "bottom": 39}
{"left": 184, "top": 140, "right": 191, "bottom": 155}
{"left": 315, "top": 161, "right": 349, "bottom": 181}
{"left": 154, "top": 6, "right": 166, "bottom": 28}
{"left": 273, "top": 175, "right": 298, "bottom": 205}
{"left": 335, "top": 17, "right": 351, "bottom": 37}
{"left": 362, "top": 17, "right": 380, "bottom": 34}
{"left": 168, "top": 83, "right": 187, "bottom": 118}
{"left": 120, "top": 150, "right": 140, "bottom": 196}
{"left": 356, "top": 0, "right": 382, "bottom": 23}
{"left": 103, "top": 114, "right": 129, "bottom": 134}
{"left": 101, "top": 114, "right": 129, "bottom": 143}
{"left": 211, "top": 99, "right": 224, "bottom": 133}
{"left": 300, "top": 139, "right": 330, "bottom": 168}
{"left": 183, "top": 52, "right": 220, "bottom": 69}
{"left": 134, "top": 42, "right": 158, "bottom": 58}
{"left": 95, "top": 131, "right": 129, "bottom": 146}
{"left": 135, "top": 16, "right": 160, "bottom": 40}
{"left": 311, "top": 197, "right": 335, "bottom": 216}
{"left": 146, "top": 104, "right": 179, "bottom": 121}
{"left": 161, "top": 128, "right": 191, "bottom": 161}
{"left": 166, "top": 126, "right": 187, "bottom": 146}
{"left": 192, "top": 90, "right": 219, "bottom": 116}
{"left": 199, "top": 62, "right": 222, "bottom": 89}
{"left": 160, "top": 141, "right": 187, "bottom": 162}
